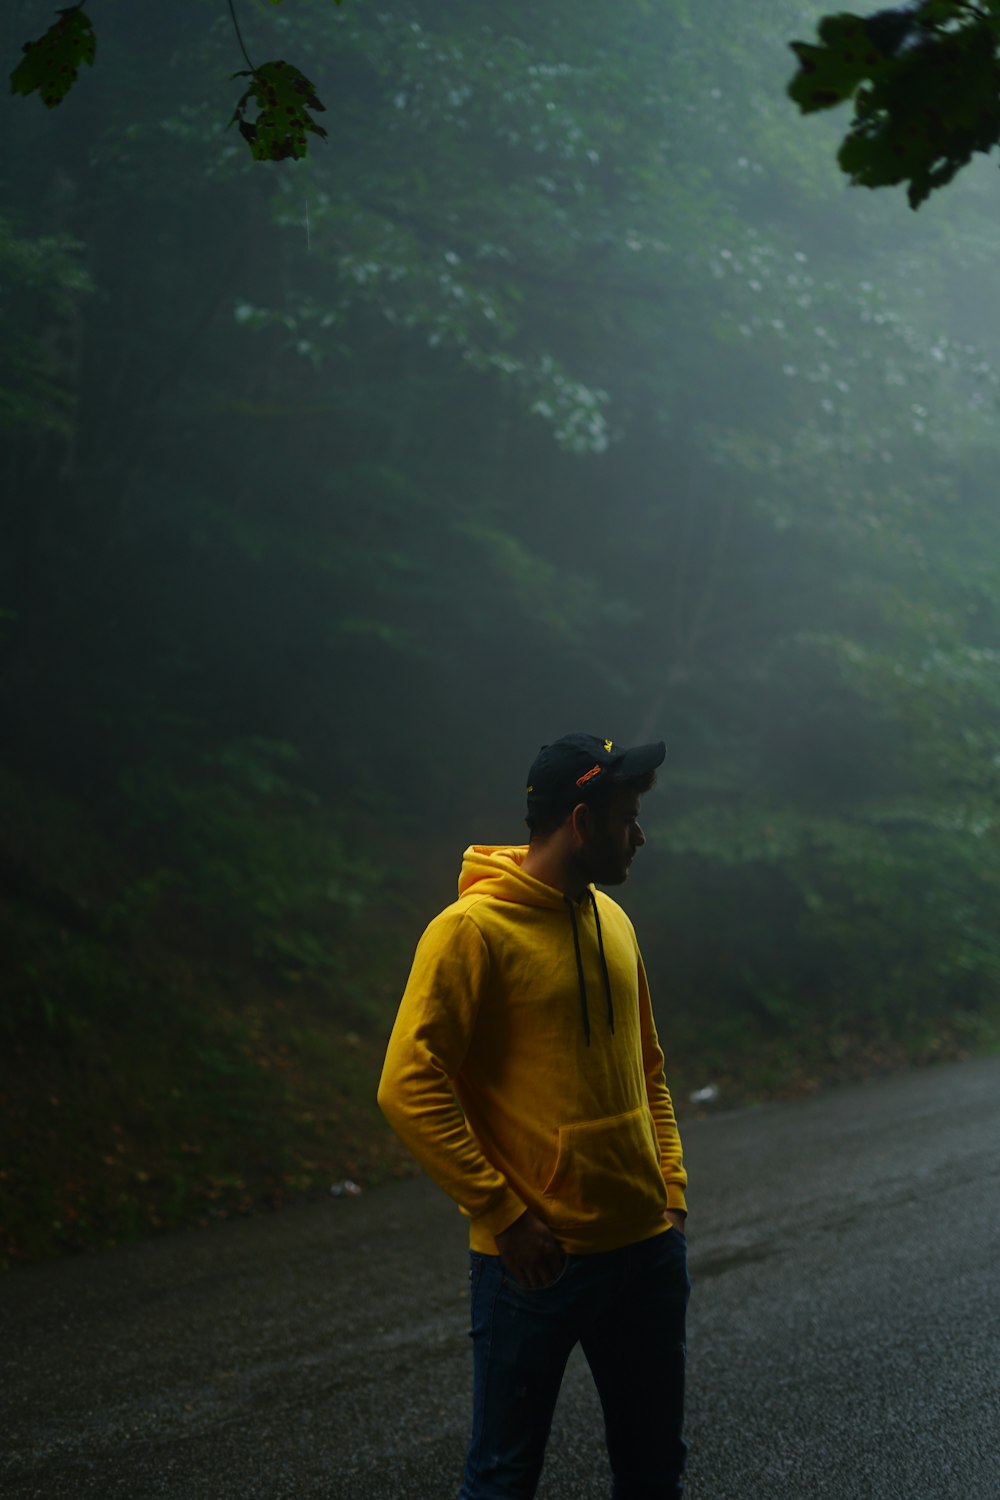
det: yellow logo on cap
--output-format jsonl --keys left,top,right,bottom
{"left": 604, "top": 739, "right": 613, "bottom": 753}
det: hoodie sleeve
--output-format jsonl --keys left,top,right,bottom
{"left": 377, "top": 907, "right": 526, "bottom": 1239}
{"left": 637, "top": 951, "right": 688, "bottom": 1215}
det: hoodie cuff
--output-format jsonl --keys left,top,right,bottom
{"left": 471, "top": 1186, "right": 527, "bottom": 1241}
{"left": 665, "top": 1184, "right": 688, "bottom": 1214}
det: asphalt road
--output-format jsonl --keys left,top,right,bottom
{"left": 2, "top": 1053, "right": 999, "bottom": 1499}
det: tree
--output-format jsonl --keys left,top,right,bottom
{"left": 788, "top": 1, "right": 1000, "bottom": 208}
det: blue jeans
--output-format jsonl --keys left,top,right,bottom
{"left": 458, "top": 1227, "right": 690, "bottom": 1500}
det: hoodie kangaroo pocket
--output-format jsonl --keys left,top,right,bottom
{"left": 541, "top": 1106, "right": 667, "bottom": 1230}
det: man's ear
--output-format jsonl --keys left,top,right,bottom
{"left": 567, "top": 801, "right": 592, "bottom": 849}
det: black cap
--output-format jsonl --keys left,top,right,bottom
{"left": 525, "top": 733, "right": 666, "bottom": 823}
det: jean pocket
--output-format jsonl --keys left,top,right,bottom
{"left": 468, "top": 1251, "right": 490, "bottom": 1295}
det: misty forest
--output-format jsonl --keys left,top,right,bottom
{"left": 4, "top": 0, "right": 1000, "bottom": 1268}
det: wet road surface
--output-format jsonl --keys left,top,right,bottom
{"left": 2, "top": 1053, "right": 999, "bottom": 1498}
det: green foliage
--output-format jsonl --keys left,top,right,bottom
{"left": 230, "top": 60, "right": 328, "bottom": 162}
{"left": 789, "top": 2, "right": 1000, "bottom": 206}
{"left": 10, "top": 3, "right": 95, "bottom": 108}
{"left": 0, "top": 215, "right": 91, "bottom": 434}
{"left": 648, "top": 620, "right": 1000, "bottom": 1069}
{"left": 118, "top": 739, "right": 381, "bottom": 988}
{"left": 0, "top": 755, "right": 410, "bottom": 1266}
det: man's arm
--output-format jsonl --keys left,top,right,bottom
{"left": 636, "top": 951, "right": 688, "bottom": 1229}
{"left": 377, "top": 909, "right": 526, "bottom": 1240}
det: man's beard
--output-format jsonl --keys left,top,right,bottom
{"left": 573, "top": 832, "right": 628, "bottom": 888}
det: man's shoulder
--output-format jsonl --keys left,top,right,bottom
{"left": 419, "top": 885, "right": 533, "bottom": 957}
{"left": 421, "top": 891, "right": 494, "bottom": 941}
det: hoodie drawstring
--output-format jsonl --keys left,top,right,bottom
{"left": 564, "top": 895, "right": 591, "bottom": 1045}
{"left": 590, "top": 891, "right": 615, "bottom": 1036}
{"left": 563, "top": 892, "right": 615, "bottom": 1045}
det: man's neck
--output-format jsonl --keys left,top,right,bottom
{"left": 521, "top": 840, "right": 589, "bottom": 903}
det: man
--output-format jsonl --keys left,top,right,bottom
{"left": 378, "top": 733, "right": 690, "bottom": 1499}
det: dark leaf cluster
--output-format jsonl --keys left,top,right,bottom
{"left": 789, "top": 2, "right": 1000, "bottom": 207}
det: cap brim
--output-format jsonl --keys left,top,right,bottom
{"left": 614, "top": 741, "right": 666, "bottom": 778}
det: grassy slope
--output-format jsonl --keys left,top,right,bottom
{"left": 0, "top": 958, "right": 416, "bottom": 1268}
{"left": 0, "top": 768, "right": 416, "bottom": 1269}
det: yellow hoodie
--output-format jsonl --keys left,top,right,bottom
{"left": 378, "top": 845, "right": 687, "bottom": 1255}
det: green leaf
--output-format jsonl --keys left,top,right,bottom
{"left": 230, "top": 60, "right": 328, "bottom": 162}
{"left": 9, "top": 4, "right": 95, "bottom": 109}
{"left": 788, "top": 12, "right": 886, "bottom": 114}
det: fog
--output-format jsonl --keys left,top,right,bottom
{"left": 3, "top": 0, "right": 1000, "bottom": 1262}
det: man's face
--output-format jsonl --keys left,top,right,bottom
{"left": 577, "top": 787, "right": 646, "bottom": 887}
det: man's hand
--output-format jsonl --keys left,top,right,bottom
{"left": 665, "top": 1208, "right": 687, "bottom": 1235}
{"left": 495, "top": 1211, "right": 566, "bottom": 1289}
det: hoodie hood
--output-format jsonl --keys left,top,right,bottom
{"left": 458, "top": 844, "right": 571, "bottom": 908}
